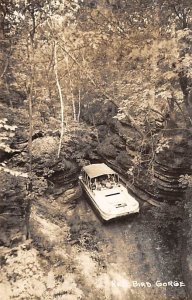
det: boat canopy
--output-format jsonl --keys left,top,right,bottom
{"left": 83, "top": 163, "right": 116, "bottom": 179}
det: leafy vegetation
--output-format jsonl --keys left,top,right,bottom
{"left": 0, "top": 3, "right": 192, "bottom": 296}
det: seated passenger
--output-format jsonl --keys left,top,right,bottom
{"left": 97, "top": 181, "right": 102, "bottom": 190}
{"left": 105, "top": 181, "right": 112, "bottom": 189}
{"left": 101, "top": 179, "right": 107, "bottom": 187}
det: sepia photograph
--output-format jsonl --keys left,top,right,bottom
{"left": 0, "top": 0, "right": 191, "bottom": 299}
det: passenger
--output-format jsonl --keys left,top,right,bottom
{"left": 97, "top": 181, "right": 102, "bottom": 190}
{"left": 108, "top": 175, "right": 115, "bottom": 187}
{"left": 105, "top": 181, "right": 112, "bottom": 189}
{"left": 101, "top": 179, "right": 107, "bottom": 187}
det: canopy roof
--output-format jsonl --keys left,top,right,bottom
{"left": 83, "top": 163, "right": 116, "bottom": 179}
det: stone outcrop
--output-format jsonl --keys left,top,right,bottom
{"left": 153, "top": 130, "right": 192, "bottom": 202}
{"left": 0, "top": 134, "right": 80, "bottom": 247}
{"left": 81, "top": 100, "right": 192, "bottom": 203}
{"left": 0, "top": 172, "right": 27, "bottom": 246}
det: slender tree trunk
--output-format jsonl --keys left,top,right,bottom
{"left": 26, "top": 34, "right": 35, "bottom": 240}
{"left": 28, "top": 65, "right": 33, "bottom": 173}
{"left": 54, "top": 42, "right": 64, "bottom": 158}
{"left": 72, "top": 98, "right": 76, "bottom": 122}
{"left": 77, "top": 88, "right": 81, "bottom": 122}
{"left": 66, "top": 55, "right": 76, "bottom": 121}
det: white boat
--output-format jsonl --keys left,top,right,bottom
{"left": 79, "top": 163, "right": 139, "bottom": 221}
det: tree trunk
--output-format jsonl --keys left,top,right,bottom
{"left": 66, "top": 55, "right": 76, "bottom": 121}
{"left": 54, "top": 42, "right": 65, "bottom": 158}
{"left": 26, "top": 10, "right": 35, "bottom": 239}
{"left": 77, "top": 88, "right": 81, "bottom": 122}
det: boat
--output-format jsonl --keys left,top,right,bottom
{"left": 79, "top": 163, "right": 139, "bottom": 221}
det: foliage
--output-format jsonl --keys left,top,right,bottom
{"left": 0, "top": 0, "right": 192, "bottom": 198}
{"left": 155, "top": 136, "right": 170, "bottom": 154}
{"left": 179, "top": 174, "right": 192, "bottom": 188}
{"left": 31, "top": 136, "right": 58, "bottom": 158}
{"left": 0, "top": 164, "right": 28, "bottom": 178}
{"left": 0, "top": 118, "right": 18, "bottom": 153}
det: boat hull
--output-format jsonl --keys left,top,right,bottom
{"left": 79, "top": 180, "right": 139, "bottom": 221}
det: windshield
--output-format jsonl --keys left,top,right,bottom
{"left": 96, "top": 174, "right": 119, "bottom": 190}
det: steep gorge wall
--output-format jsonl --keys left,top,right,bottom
{"left": 81, "top": 100, "right": 192, "bottom": 202}
{"left": 154, "top": 130, "right": 192, "bottom": 202}
{"left": 79, "top": 27, "right": 192, "bottom": 203}
{"left": 0, "top": 172, "right": 27, "bottom": 247}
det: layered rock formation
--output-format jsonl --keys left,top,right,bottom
{"left": 82, "top": 100, "right": 192, "bottom": 203}
{"left": 0, "top": 172, "right": 27, "bottom": 246}
{"left": 154, "top": 130, "right": 192, "bottom": 202}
